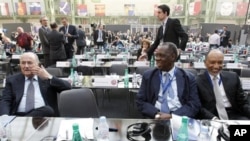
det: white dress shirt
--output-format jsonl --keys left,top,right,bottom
{"left": 17, "top": 75, "right": 45, "bottom": 112}
{"left": 208, "top": 33, "right": 220, "bottom": 46}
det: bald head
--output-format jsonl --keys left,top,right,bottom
{"left": 204, "top": 49, "right": 224, "bottom": 76}
{"left": 20, "top": 52, "right": 39, "bottom": 64}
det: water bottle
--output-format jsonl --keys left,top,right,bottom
{"left": 71, "top": 55, "right": 77, "bottom": 68}
{"left": 68, "top": 68, "right": 75, "bottom": 86}
{"left": 132, "top": 72, "right": 137, "bottom": 88}
{"left": 197, "top": 124, "right": 211, "bottom": 141}
{"left": 1, "top": 50, "right": 6, "bottom": 59}
{"left": 124, "top": 69, "right": 129, "bottom": 88}
{"left": 177, "top": 116, "right": 189, "bottom": 141}
{"left": 74, "top": 71, "right": 79, "bottom": 86}
{"left": 72, "top": 123, "right": 83, "bottom": 141}
{"left": 150, "top": 56, "right": 155, "bottom": 67}
{"left": 97, "top": 116, "right": 109, "bottom": 141}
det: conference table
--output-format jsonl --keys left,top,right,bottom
{"left": 2, "top": 115, "right": 249, "bottom": 141}
{"left": 2, "top": 116, "right": 172, "bottom": 141}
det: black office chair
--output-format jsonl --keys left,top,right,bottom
{"left": 77, "top": 65, "right": 94, "bottom": 75}
{"left": 58, "top": 88, "right": 99, "bottom": 118}
{"left": 109, "top": 64, "right": 128, "bottom": 75}
{"left": 46, "top": 68, "right": 63, "bottom": 77}
{"left": 183, "top": 68, "right": 198, "bottom": 77}
{"left": 136, "top": 66, "right": 152, "bottom": 75}
{"left": 241, "top": 68, "right": 250, "bottom": 77}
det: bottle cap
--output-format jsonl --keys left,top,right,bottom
{"left": 72, "top": 123, "right": 79, "bottom": 130}
{"left": 100, "top": 116, "right": 107, "bottom": 122}
{"left": 182, "top": 116, "right": 189, "bottom": 123}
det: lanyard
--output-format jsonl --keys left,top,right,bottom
{"left": 159, "top": 68, "right": 176, "bottom": 96}
{"left": 206, "top": 71, "right": 222, "bottom": 88}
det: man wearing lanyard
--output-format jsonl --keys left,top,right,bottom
{"left": 59, "top": 17, "right": 78, "bottom": 59}
{"left": 197, "top": 49, "right": 250, "bottom": 120}
{"left": 136, "top": 42, "right": 201, "bottom": 119}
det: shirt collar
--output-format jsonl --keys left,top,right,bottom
{"left": 25, "top": 75, "right": 38, "bottom": 81}
{"left": 162, "top": 66, "right": 175, "bottom": 78}
{"left": 162, "top": 17, "right": 168, "bottom": 25}
{"left": 208, "top": 72, "right": 220, "bottom": 81}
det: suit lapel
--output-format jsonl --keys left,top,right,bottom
{"left": 153, "top": 69, "right": 160, "bottom": 96}
{"left": 15, "top": 74, "right": 25, "bottom": 104}
{"left": 164, "top": 19, "right": 169, "bottom": 36}
{"left": 38, "top": 78, "right": 48, "bottom": 104}
{"left": 220, "top": 73, "right": 231, "bottom": 101}
{"left": 176, "top": 68, "right": 184, "bottom": 99}
{"left": 201, "top": 71, "right": 215, "bottom": 98}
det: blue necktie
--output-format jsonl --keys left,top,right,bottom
{"left": 26, "top": 78, "right": 35, "bottom": 112}
{"left": 160, "top": 73, "right": 170, "bottom": 113}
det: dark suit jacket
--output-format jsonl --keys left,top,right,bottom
{"left": 147, "top": 18, "right": 188, "bottom": 60}
{"left": 0, "top": 73, "right": 71, "bottom": 116}
{"left": 93, "top": 30, "right": 106, "bottom": 45}
{"left": 76, "top": 29, "right": 86, "bottom": 47}
{"left": 59, "top": 25, "right": 79, "bottom": 45}
{"left": 196, "top": 71, "right": 250, "bottom": 119}
{"left": 47, "top": 30, "right": 67, "bottom": 61}
{"left": 38, "top": 26, "right": 50, "bottom": 54}
{"left": 136, "top": 67, "right": 201, "bottom": 118}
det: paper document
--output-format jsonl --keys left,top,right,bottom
{"left": 56, "top": 118, "right": 94, "bottom": 141}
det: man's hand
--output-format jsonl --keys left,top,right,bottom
{"left": 31, "top": 65, "right": 52, "bottom": 80}
{"left": 155, "top": 112, "right": 172, "bottom": 120}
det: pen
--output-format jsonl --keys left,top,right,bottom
{"left": 95, "top": 127, "right": 118, "bottom": 132}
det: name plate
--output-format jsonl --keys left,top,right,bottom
{"left": 110, "top": 61, "right": 127, "bottom": 65}
{"left": 96, "top": 54, "right": 107, "bottom": 60}
{"left": 180, "top": 55, "right": 189, "bottom": 60}
{"left": 75, "top": 55, "right": 83, "bottom": 59}
{"left": 92, "top": 77, "right": 118, "bottom": 87}
{"left": 56, "top": 61, "right": 70, "bottom": 67}
{"left": 193, "top": 62, "right": 206, "bottom": 69}
{"left": 226, "top": 63, "right": 241, "bottom": 69}
{"left": 224, "top": 56, "right": 233, "bottom": 61}
{"left": 134, "top": 61, "right": 149, "bottom": 66}
{"left": 247, "top": 57, "right": 250, "bottom": 61}
{"left": 80, "top": 61, "right": 94, "bottom": 67}
{"left": 12, "top": 54, "right": 20, "bottom": 59}
{"left": 241, "top": 78, "right": 250, "bottom": 90}
{"left": 117, "top": 54, "right": 128, "bottom": 58}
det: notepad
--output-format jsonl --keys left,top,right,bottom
{"left": 56, "top": 118, "right": 94, "bottom": 141}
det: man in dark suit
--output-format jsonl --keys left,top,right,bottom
{"left": 59, "top": 17, "right": 78, "bottom": 59}
{"left": 197, "top": 49, "right": 250, "bottom": 120}
{"left": 93, "top": 24, "right": 106, "bottom": 49}
{"left": 38, "top": 16, "right": 51, "bottom": 67}
{"left": 220, "top": 26, "right": 231, "bottom": 47}
{"left": 76, "top": 25, "right": 86, "bottom": 54}
{"left": 136, "top": 42, "right": 201, "bottom": 119}
{"left": 47, "top": 22, "right": 67, "bottom": 66}
{"left": 139, "top": 4, "right": 188, "bottom": 61}
{"left": 0, "top": 52, "right": 71, "bottom": 117}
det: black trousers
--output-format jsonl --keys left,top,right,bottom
{"left": 64, "top": 43, "right": 74, "bottom": 59}
{"left": 16, "top": 106, "right": 55, "bottom": 117}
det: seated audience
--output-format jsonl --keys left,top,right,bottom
{"left": 197, "top": 49, "right": 250, "bottom": 120}
{"left": 112, "top": 36, "right": 124, "bottom": 48}
{"left": 137, "top": 39, "right": 151, "bottom": 60}
{"left": 136, "top": 42, "right": 201, "bottom": 120}
{"left": 0, "top": 52, "right": 71, "bottom": 117}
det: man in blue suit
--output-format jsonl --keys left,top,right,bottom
{"left": 0, "top": 52, "right": 71, "bottom": 117}
{"left": 59, "top": 17, "right": 78, "bottom": 59}
{"left": 136, "top": 42, "right": 201, "bottom": 119}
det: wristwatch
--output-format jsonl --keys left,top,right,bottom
{"left": 48, "top": 75, "right": 53, "bottom": 80}
{"left": 155, "top": 113, "right": 160, "bottom": 119}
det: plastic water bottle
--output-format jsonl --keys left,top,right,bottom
{"left": 72, "top": 123, "right": 83, "bottom": 141}
{"left": 74, "top": 71, "right": 79, "bottom": 86}
{"left": 197, "top": 124, "right": 211, "bottom": 141}
{"left": 97, "top": 116, "right": 109, "bottom": 141}
{"left": 124, "top": 69, "right": 129, "bottom": 88}
{"left": 68, "top": 68, "right": 75, "bottom": 86}
{"left": 1, "top": 50, "right": 6, "bottom": 59}
{"left": 132, "top": 72, "right": 137, "bottom": 88}
{"left": 71, "top": 55, "right": 77, "bottom": 68}
{"left": 177, "top": 116, "right": 189, "bottom": 141}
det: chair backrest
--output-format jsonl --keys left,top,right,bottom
{"left": 46, "top": 68, "right": 63, "bottom": 77}
{"left": 77, "top": 66, "right": 94, "bottom": 75}
{"left": 241, "top": 69, "right": 250, "bottom": 77}
{"left": 58, "top": 88, "right": 99, "bottom": 117}
{"left": 136, "top": 66, "right": 151, "bottom": 75}
{"left": 109, "top": 64, "right": 128, "bottom": 75}
{"left": 183, "top": 68, "right": 198, "bottom": 77}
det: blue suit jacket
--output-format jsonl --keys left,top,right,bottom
{"left": 0, "top": 73, "right": 71, "bottom": 116}
{"left": 136, "top": 67, "right": 201, "bottom": 118}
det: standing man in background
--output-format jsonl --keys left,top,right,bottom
{"left": 139, "top": 4, "right": 188, "bottom": 61}
{"left": 93, "top": 24, "right": 106, "bottom": 49}
{"left": 59, "top": 17, "right": 78, "bottom": 59}
{"left": 38, "top": 16, "right": 51, "bottom": 67}
{"left": 220, "top": 25, "right": 231, "bottom": 47}
{"left": 208, "top": 29, "right": 220, "bottom": 48}
{"left": 76, "top": 25, "right": 86, "bottom": 55}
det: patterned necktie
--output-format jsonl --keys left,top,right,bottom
{"left": 26, "top": 78, "right": 35, "bottom": 112}
{"left": 212, "top": 76, "right": 229, "bottom": 120}
{"left": 160, "top": 73, "right": 170, "bottom": 113}
{"left": 166, "top": 73, "right": 175, "bottom": 99}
